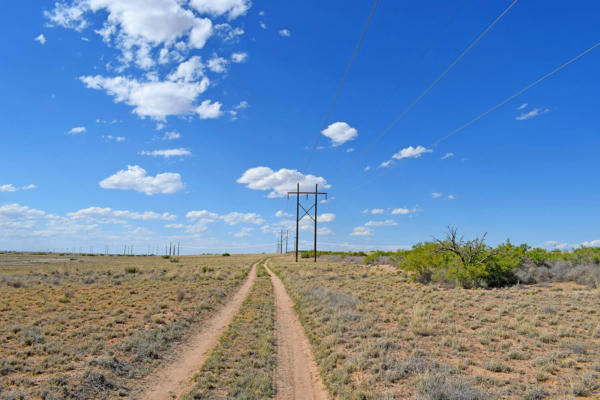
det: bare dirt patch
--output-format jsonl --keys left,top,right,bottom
{"left": 138, "top": 261, "right": 259, "bottom": 400}
{"left": 265, "top": 262, "right": 329, "bottom": 400}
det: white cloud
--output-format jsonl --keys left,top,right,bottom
{"left": 392, "top": 207, "right": 419, "bottom": 215}
{"left": 0, "top": 184, "right": 17, "bottom": 193}
{"left": 103, "top": 135, "right": 125, "bottom": 142}
{"left": 319, "top": 213, "right": 336, "bottom": 222}
{"left": 279, "top": 29, "right": 291, "bottom": 37}
{"left": 99, "top": 165, "right": 184, "bottom": 195}
{"left": 432, "top": 192, "right": 443, "bottom": 198}
{"left": 214, "top": 23, "right": 244, "bottom": 41}
{"left": 392, "top": 145, "right": 432, "bottom": 160}
{"left": 1, "top": 184, "right": 37, "bottom": 193}
{"left": 260, "top": 22, "right": 267, "bottom": 30}
{"left": 321, "top": 122, "right": 358, "bottom": 147}
{"left": 222, "top": 212, "right": 264, "bottom": 225}
{"left": 237, "top": 166, "right": 330, "bottom": 198}
{"left": 364, "top": 165, "right": 371, "bottom": 171}
{"left": 516, "top": 108, "right": 549, "bottom": 121}
{"left": 517, "top": 103, "right": 528, "bottom": 110}
{"left": 447, "top": 194, "right": 456, "bottom": 200}
{"left": 371, "top": 209, "right": 384, "bottom": 214}
{"left": 441, "top": 152, "right": 454, "bottom": 160}
{"left": 168, "top": 56, "right": 205, "bottom": 82}
{"left": 195, "top": 99, "right": 223, "bottom": 119}
{"left": 318, "top": 227, "right": 333, "bottom": 235}
{"left": 350, "top": 226, "right": 373, "bottom": 236}
{"left": 207, "top": 54, "right": 228, "bottom": 73}
{"left": 44, "top": 3, "right": 87, "bottom": 31}
{"left": 34, "top": 34, "right": 47, "bottom": 44}
{"left": 80, "top": 75, "right": 212, "bottom": 121}
{"left": 275, "top": 210, "right": 291, "bottom": 218}
{"left": 346, "top": 148, "right": 354, "bottom": 153}
{"left": 581, "top": 240, "right": 600, "bottom": 248}
{"left": 163, "top": 130, "right": 181, "bottom": 140}
{"left": 365, "top": 219, "right": 397, "bottom": 227}
{"left": 234, "top": 226, "right": 254, "bottom": 237}
{"left": 165, "top": 223, "right": 184, "bottom": 229}
{"left": 186, "top": 210, "right": 220, "bottom": 221}
{"left": 68, "top": 206, "right": 176, "bottom": 222}
{"left": 189, "top": 18, "right": 213, "bottom": 49}
{"left": 234, "top": 100, "right": 249, "bottom": 109}
{"left": 379, "top": 160, "right": 392, "bottom": 168}
{"left": 231, "top": 52, "right": 248, "bottom": 63}
{"left": 140, "top": 148, "right": 191, "bottom": 158}
{"left": 67, "top": 126, "right": 86, "bottom": 135}
{"left": 190, "top": 0, "right": 251, "bottom": 20}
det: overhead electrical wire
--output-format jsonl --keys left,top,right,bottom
{"left": 335, "top": 0, "right": 520, "bottom": 181}
{"left": 301, "top": 0, "right": 379, "bottom": 175}
{"left": 348, "top": 40, "right": 600, "bottom": 192}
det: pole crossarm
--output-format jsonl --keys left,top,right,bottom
{"left": 286, "top": 183, "right": 328, "bottom": 262}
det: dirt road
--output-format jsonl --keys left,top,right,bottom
{"left": 138, "top": 262, "right": 259, "bottom": 400}
{"left": 265, "top": 263, "right": 329, "bottom": 400}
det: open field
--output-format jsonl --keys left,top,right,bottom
{"left": 270, "top": 256, "right": 600, "bottom": 399}
{"left": 0, "top": 252, "right": 260, "bottom": 399}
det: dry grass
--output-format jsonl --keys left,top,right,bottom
{"left": 0, "top": 252, "right": 260, "bottom": 399}
{"left": 270, "top": 256, "right": 600, "bottom": 399}
{"left": 182, "top": 263, "right": 275, "bottom": 399}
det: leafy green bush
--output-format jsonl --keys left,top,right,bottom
{"left": 222, "top": 253, "right": 231, "bottom": 257}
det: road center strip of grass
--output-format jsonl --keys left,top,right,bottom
{"left": 182, "top": 263, "right": 275, "bottom": 399}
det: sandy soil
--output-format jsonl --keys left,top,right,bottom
{"left": 265, "top": 263, "right": 329, "bottom": 400}
{"left": 137, "top": 262, "right": 259, "bottom": 400}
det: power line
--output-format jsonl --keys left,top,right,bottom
{"left": 302, "top": 0, "right": 379, "bottom": 174}
{"left": 348, "top": 40, "right": 600, "bottom": 192}
{"left": 335, "top": 0, "right": 519, "bottom": 180}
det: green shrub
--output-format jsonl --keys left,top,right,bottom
{"left": 222, "top": 253, "right": 231, "bottom": 257}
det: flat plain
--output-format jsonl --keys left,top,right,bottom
{"left": 0, "top": 252, "right": 260, "bottom": 399}
{"left": 270, "top": 256, "right": 600, "bottom": 399}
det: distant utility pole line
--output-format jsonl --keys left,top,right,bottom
{"left": 287, "top": 183, "right": 328, "bottom": 263}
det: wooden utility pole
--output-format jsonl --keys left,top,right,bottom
{"left": 287, "top": 183, "right": 328, "bottom": 262}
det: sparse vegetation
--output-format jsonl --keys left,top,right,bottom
{"left": 183, "top": 263, "right": 275, "bottom": 399}
{"left": 269, "top": 255, "right": 600, "bottom": 399}
{"left": 0, "top": 252, "right": 260, "bottom": 399}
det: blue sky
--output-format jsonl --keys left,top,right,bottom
{"left": 1, "top": 0, "right": 599, "bottom": 253}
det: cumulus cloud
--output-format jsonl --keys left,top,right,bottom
{"left": 237, "top": 167, "right": 330, "bottom": 198}
{"left": 365, "top": 219, "right": 397, "bottom": 227}
{"left": 222, "top": 212, "right": 264, "bottom": 225}
{"left": 163, "top": 130, "right": 181, "bottom": 140}
{"left": 99, "top": 165, "right": 184, "bottom": 195}
{"left": 80, "top": 75, "right": 213, "bottom": 121}
{"left": 350, "top": 226, "right": 373, "bottom": 236}
{"left": 275, "top": 210, "right": 292, "bottom": 218}
{"left": 321, "top": 122, "right": 358, "bottom": 147}
{"left": 279, "top": 29, "right": 291, "bottom": 37}
{"left": 168, "top": 56, "right": 205, "bottom": 82}
{"left": 581, "top": 240, "right": 600, "bottom": 248}
{"left": 140, "top": 148, "right": 191, "bottom": 158}
{"left": 207, "top": 54, "right": 228, "bottom": 73}
{"left": 379, "top": 160, "right": 392, "bottom": 168}
{"left": 103, "top": 135, "right": 126, "bottom": 142}
{"left": 318, "top": 227, "right": 333, "bottom": 235}
{"left": 190, "top": 0, "right": 251, "bottom": 20}
{"left": 67, "top": 126, "right": 86, "bottom": 135}
{"left": 515, "top": 108, "right": 549, "bottom": 121}
{"left": 34, "top": 34, "right": 47, "bottom": 44}
{"left": 392, "top": 145, "right": 432, "bottom": 160}
{"left": 1, "top": 184, "right": 37, "bottom": 192}
{"left": 441, "top": 152, "right": 454, "bottom": 160}
{"left": 214, "top": 23, "right": 244, "bottom": 41}
{"left": 371, "top": 209, "right": 384, "bottom": 214}
{"left": 68, "top": 206, "right": 176, "bottom": 222}
{"left": 364, "top": 165, "right": 371, "bottom": 171}
{"left": 319, "top": 213, "right": 336, "bottom": 222}
{"left": 234, "top": 100, "right": 249, "bottom": 109}
{"left": 447, "top": 194, "right": 456, "bottom": 200}
{"left": 391, "top": 207, "right": 419, "bottom": 215}
{"left": 231, "top": 52, "right": 248, "bottom": 63}
{"left": 196, "top": 99, "right": 223, "bottom": 119}
{"left": 0, "top": 184, "right": 17, "bottom": 193}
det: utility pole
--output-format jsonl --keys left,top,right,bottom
{"left": 279, "top": 230, "right": 284, "bottom": 254}
{"left": 287, "top": 183, "right": 328, "bottom": 262}
{"left": 285, "top": 230, "right": 289, "bottom": 254}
